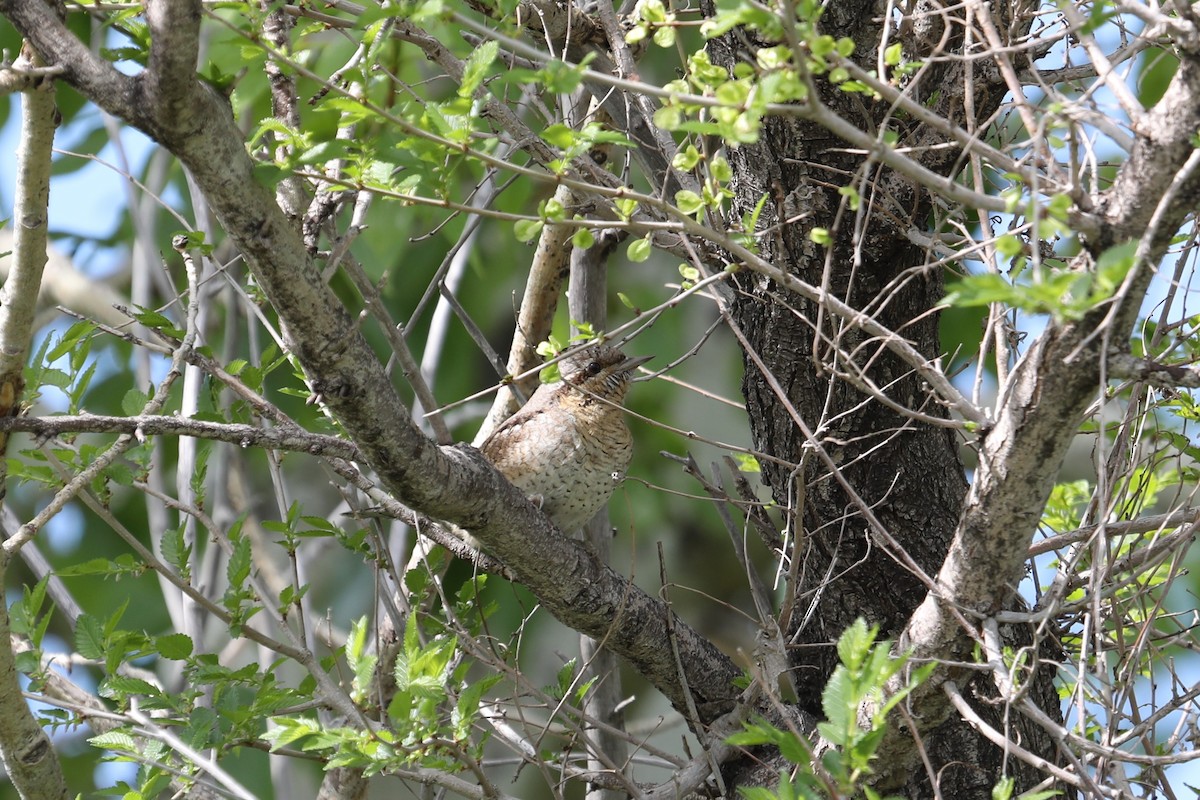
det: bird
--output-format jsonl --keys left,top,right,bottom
{"left": 479, "top": 344, "right": 651, "bottom": 533}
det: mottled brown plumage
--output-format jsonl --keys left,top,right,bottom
{"left": 480, "top": 345, "right": 650, "bottom": 532}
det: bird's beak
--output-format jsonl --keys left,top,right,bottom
{"left": 621, "top": 354, "right": 653, "bottom": 376}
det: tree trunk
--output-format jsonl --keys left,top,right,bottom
{"left": 709, "top": 2, "right": 1068, "bottom": 796}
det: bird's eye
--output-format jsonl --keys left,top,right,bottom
{"left": 586, "top": 360, "right": 602, "bottom": 376}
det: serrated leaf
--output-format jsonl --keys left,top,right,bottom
{"left": 76, "top": 614, "right": 105, "bottom": 660}
{"left": 819, "top": 668, "right": 853, "bottom": 745}
{"left": 10, "top": 576, "right": 49, "bottom": 638}
{"left": 1094, "top": 238, "right": 1139, "bottom": 293}
{"left": 836, "top": 618, "right": 876, "bottom": 670}
{"left": 155, "top": 633, "right": 193, "bottom": 660}
{"left": 554, "top": 658, "right": 577, "bottom": 698}
{"left": 186, "top": 706, "right": 218, "bottom": 750}
{"left": 102, "top": 675, "right": 162, "bottom": 698}
{"left": 459, "top": 39, "right": 498, "bottom": 97}
{"left": 541, "top": 124, "right": 576, "bottom": 149}
{"left": 411, "top": 635, "right": 456, "bottom": 684}
{"left": 348, "top": 617, "right": 377, "bottom": 700}
{"left": 262, "top": 717, "right": 319, "bottom": 750}
{"left": 160, "top": 525, "right": 191, "bottom": 578}
{"left": 89, "top": 730, "right": 138, "bottom": 750}
{"left": 453, "top": 673, "right": 503, "bottom": 738}
{"left": 394, "top": 616, "right": 418, "bottom": 691}
{"left": 56, "top": 557, "right": 125, "bottom": 577}
{"left": 131, "top": 308, "right": 185, "bottom": 339}
{"left": 45, "top": 321, "right": 97, "bottom": 362}
{"left": 227, "top": 529, "right": 251, "bottom": 588}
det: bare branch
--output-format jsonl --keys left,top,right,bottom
{"left": 0, "top": 413, "right": 359, "bottom": 459}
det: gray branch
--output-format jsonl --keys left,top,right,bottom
{"left": 0, "top": 413, "right": 360, "bottom": 459}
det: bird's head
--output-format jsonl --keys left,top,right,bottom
{"left": 556, "top": 345, "right": 652, "bottom": 403}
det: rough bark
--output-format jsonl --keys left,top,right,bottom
{"left": 709, "top": 2, "right": 1065, "bottom": 797}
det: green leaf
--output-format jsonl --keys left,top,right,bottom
{"left": 554, "top": 658, "right": 577, "bottom": 699}
{"left": 627, "top": 236, "right": 652, "bottom": 263}
{"left": 9, "top": 576, "right": 49, "bottom": 638}
{"left": 574, "top": 675, "right": 598, "bottom": 705}
{"left": 1094, "top": 239, "right": 1139, "bottom": 294}
{"left": 514, "top": 219, "right": 544, "bottom": 243}
{"left": 541, "top": 123, "right": 576, "bottom": 149}
{"left": 160, "top": 525, "right": 191, "bottom": 579}
{"left": 46, "top": 321, "right": 97, "bottom": 362}
{"left": 295, "top": 139, "right": 357, "bottom": 166}
{"left": 89, "top": 730, "right": 139, "bottom": 751}
{"left": 262, "top": 717, "right": 319, "bottom": 750}
{"left": 348, "top": 617, "right": 378, "bottom": 702}
{"left": 155, "top": 633, "right": 193, "bottom": 661}
{"left": 672, "top": 144, "right": 702, "bottom": 171}
{"left": 453, "top": 674, "right": 503, "bottom": 740}
{"left": 76, "top": 614, "right": 105, "bottom": 661}
{"left": 459, "top": 39, "right": 498, "bottom": 97}
{"left": 614, "top": 198, "right": 638, "bottom": 220}
{"left": 56, "top": 555, "right": 143, "bottom": 577}
{"left": 102, "top": 675, "right": 162, "bottom": 699}
{"left": 942, "top": 272, "right": 1020, "bottom": 308}
{"left": 676, "top": 189, "right": 705, "bottom": 215}
{"left": 733, "top": 453, "right": 760, "bottom": 473}
{"left": 818, "top": 669, "right": 853, "bottom": 745}
{"left": 995, "top": 234, "right": 1024, "bottom": 258}
{"left": 837, "top": 185, "right": 860, "bottom": 210}
{"left": 836, "top": 618, "right": 876, "bottom": 670}
{"left": 395, "top": 615, "right": 419, "bottom": 691}
{"left": 572, "top": 228, "right": 595, "bottom": 249}
{"left": 131, "top": 307, "right": 185, "bottom": 339}
{"left": 227, "top": 523, "right": 251, "bottom": 588}
{"left": 710, "top": 156, "right": 733, "bottom": 182}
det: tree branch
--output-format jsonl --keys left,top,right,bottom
{"left": 0, "top": 413, "right": 359, "bottom": 459}
{"left": 143, "top": 0, "right": 202, "bottom": 125}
